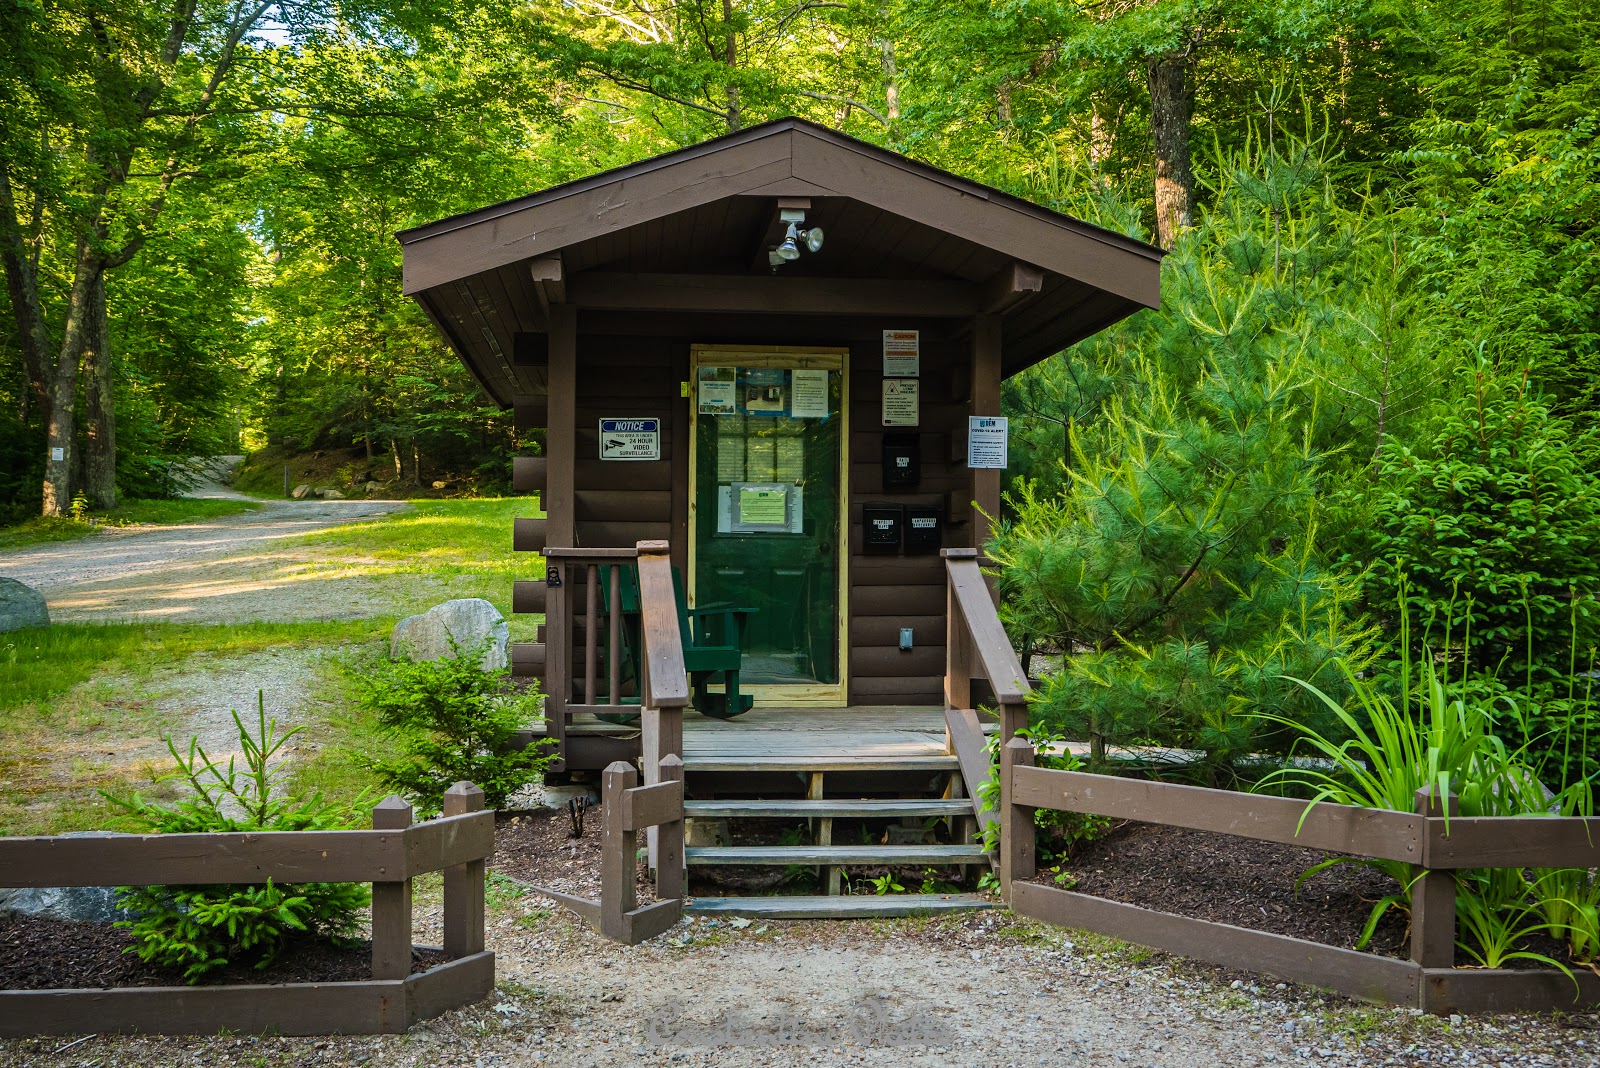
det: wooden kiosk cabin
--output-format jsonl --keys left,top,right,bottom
{"left": 399, "top": 118, "right": 1162, "bottom": 917}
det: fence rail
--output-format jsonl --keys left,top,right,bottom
{"left": 0, "top": 783, "right": 495, "bottom": 1037}
{"left": 541, "top": 757, "right": 686, "bottom": 945}
{"left": 1003, "top": 759, "right": 1600, "bottom": 1014}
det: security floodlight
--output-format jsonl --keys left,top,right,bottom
{"left": 777, "top": 224, "right": 802, "bottom": 260}
{"left": 802, "top": 227, "right": 824, "bottom": 253}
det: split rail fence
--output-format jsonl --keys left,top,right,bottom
{"left": 999, "top": 757, "right": 1600, "bottom": 1014}
{"left": 0, "top": 782, "right": 495, "bottom": 1036}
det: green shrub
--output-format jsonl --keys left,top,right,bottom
{"left": 103, "top": 698, "right": 369, "bottom": 983}
{"left": 1352, "top": 366, "right": 1600, "bottom": 684}
{"left": 351, "top": 638, "right": 551, "bottom": 815}
{"left": 1254, "top": 607, "right": 1599, "bottom": 966}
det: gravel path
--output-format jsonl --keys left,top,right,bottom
{"left": 1, "top": 906, "right": 1593, "bottom": 1067}
{"left": 0, "top": 499, "right": 406, "bottom": 593}
{"left": 0, "top": 457, "right": 414, "bottom": 622}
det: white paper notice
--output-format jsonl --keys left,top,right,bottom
{"left": 882, "top": 330, "right": 920, "bottom": 377}
{"left": 790, "top": 369, "right": 829, "bottom": 418}
{"left": 968, "top": 415, "right": 1009, "bottom": 468}
{"left": 697, "top": 366, "right": 737, "bottom": 415}
{"left": 883, "top": 379, "right": 919, "bottom": 426}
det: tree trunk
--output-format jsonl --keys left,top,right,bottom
{"left": 42, "top": 248, "right": 104, "bottom": 516}
{"left": 391, "top": 437, "right": 403, "bottom": 479}
{"left": 0, "top": 168, "right": 51, "bottom": 417}
{"left": 1089, "top": 98, "right": 1115, "bottom": 187}
{"left": 84, "top": 272, "right": 117, "bottom": 509}
{"left": 880, "top": 23, "right": 899, "bottom": 123}
{"left": 722, "top": 0, "right": 741, "bottom": 132}
{"left": 1147, "top": 55, "right": 1195, "bottom": 249}
{"left": 411, "top": 441, "right": 423, "bottom": 487}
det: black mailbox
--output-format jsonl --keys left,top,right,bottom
{"left": 882, "top": 433, "right": 920, "bottom": 491}
{"left": 904, "top": 506, "right": 942, "bottom": 554}
{"left": 863, "top": 504, "right": 903, "bottom": 554}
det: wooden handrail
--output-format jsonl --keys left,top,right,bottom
{"left": 634, "top": 540, "right": 690, "bottom": 709}
{"left": 943, "top": 548, "right": 1030, "bottom": 741}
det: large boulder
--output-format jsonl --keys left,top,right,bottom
{"left": 391, "top": 598, "right": 509, "bottom": 671}
{"left": 290, "top": 483, "right": 314, "bottom": 499}
{"left": 0, "top": 833, "right": 130, "bottom": 922}
{"left": 0, "top": 578, "right": 49, "bottom": 633}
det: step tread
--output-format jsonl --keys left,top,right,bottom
{"left": 685, "top": 844, "right": 991, "bottom": 866}
{"left": 686, "top": 894, "right": 994, "bottom": 919}
{"left": 684, "top": 799, "right": 974, "bottom": 818}
{"left": 683, "top": 755, "right": 958, "bottom": 772}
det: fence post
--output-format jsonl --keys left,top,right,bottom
{"left": 1411, "top": 786, "right": 1458, "bottom": 969}
{"left": 655, "top": 754, "right": 686, "bottom": 902}
{"left": 600, "top": 761, "right": 638, "bottom": 943}
{"left": 442, "top": 781, "right": 486, "bottom": 958}
{"left": 371, "top": 796, "right": 413, "bottom": 980}
{"left": 1000, "top": 736, "right": 1036, "bottom": 898}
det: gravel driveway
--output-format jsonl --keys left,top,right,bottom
{"left": 0, "top": 457, "right": 416, "bottom": 622}
{"left": 0, "top": 497, "right": 407, "bottom": 593}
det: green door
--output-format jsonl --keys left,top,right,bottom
{"left": 690, "top": 348, "right": 846, "bottom": 703}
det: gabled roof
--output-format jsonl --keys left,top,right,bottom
{"left": 398, "top": 117, "right": 1163, "bottom": 404}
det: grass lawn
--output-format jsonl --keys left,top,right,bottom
{"left": 0, "top": 498, "right": 261, "bottom": 552}
{"left": 0, "top": 621, "right": 393, "bottom": 835}
{"left": 1, "top": 497, "right": 546, "bottom": 835}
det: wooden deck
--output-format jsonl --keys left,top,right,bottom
{"left": 539, "top": 705, "right": 981, "bottom": 768}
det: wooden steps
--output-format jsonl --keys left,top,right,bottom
{"left": 686, "top": 893, "right": 994, "bottom": 919}
{"left": 686, "top": 844, "right": 990, "bottom": 867}
{"left": 684, "top": 798, "right": 972, "bottom": 819}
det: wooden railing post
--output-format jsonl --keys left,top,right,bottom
{"left": 544, "top": 556, "right": 569, "bottom": 768}
{"left": 1000, "top": 737, "right": 1036, "bottom": 897}
{"left": 944, "top": 549, "right": 975, "bottom": 714}
{"left": 442, "top": 781, "right": 486, "bottom": 958}
{"left": 635, "top": 540, "right": 690, "bottom": 872}
{"left": 655, "top": 754, "right": 686, "bottom": 901}
{"left": 600, "top": 761, "right": 639, "bottom": 943}
{"left": 370, "top": 796, "right": 413, "bottom": 980}
{"left": 1412, "top": 786, "right": 1458, "bottom": 969}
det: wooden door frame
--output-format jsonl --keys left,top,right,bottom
{"left": 687, "top": 343, "right": 850, "bottom": 707}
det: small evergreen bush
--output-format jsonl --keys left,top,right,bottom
{"left": 103, "top": 698, "right": 369, "bottom": 983}
{"left": 351, "top": 637, "right": 551, "bottom": 815}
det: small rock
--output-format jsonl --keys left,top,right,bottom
{"left": 432, "top": 480, "right": 451, "bottom": 489}
{"left": 0, "top": 577, "right": 49, "bottom": 632}
{"left": 321, "top": 489, "right": 346, "bottom": 500}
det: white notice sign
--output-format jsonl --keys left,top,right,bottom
{"left": 599, "top": 418, "right": 660, "bottom": 460}
{"left": 967, "top": 416, "right": 1009, "bottom": 469}
{"left": 883, "top": 379, "right": 919, "bottom": 426}
{"left": 790, "top": 369, "right": 829, "bottom": 418}
{"left": 50, "top": 447, "right": 65, "bottom": 462}
{"left": 882, "top": 330, "right": 920, "bottom": 377}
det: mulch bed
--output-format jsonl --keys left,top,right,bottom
{"left": 492, "top": 807, "right": 656, "bottom": 903}
{"left": 1035, "top": 821, "right": 1412, "bottom": 956}
{"left": 0, "top": 915, "right": 447, "bottom": 990}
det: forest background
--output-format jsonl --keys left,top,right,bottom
{"left": 2, "top": 0, "right": 1598, "bottom": 775}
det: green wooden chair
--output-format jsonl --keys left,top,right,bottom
{"left": 597, "top": 564, "right": 756, "bottom": 722}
